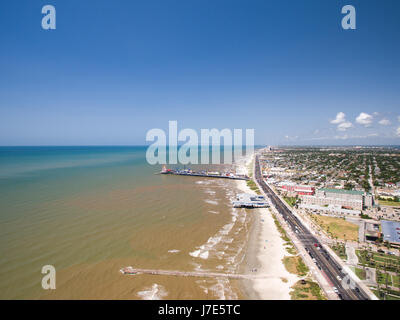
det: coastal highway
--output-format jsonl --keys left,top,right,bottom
{"left": 254, "top": 155, "right": 369, "bottom": 300}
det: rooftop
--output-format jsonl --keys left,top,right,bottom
{"left": 381, "top": 220, "right": 400, "bottom": 244}
{"left": 232, "top": 193, "right": 269, "bottom": 208}
{"left": 236, "top": 193, "right": 266, "bottom": 202}
{"left": 319, "top": 188, "right": 368, "bottom": 196}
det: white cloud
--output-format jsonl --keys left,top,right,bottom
{"left": 398, "top": 116, "right": 400, "bottom": 123}
{"left": 397, "top": 127, "right": 400, "bottom": 137}
{"left": 329, "top": 112, "right": 355, "bottom": 131}
{"left": 356, "top": 112, "right": 373, "bottom": 126}
{"left": 337, "top": 121, "right": 353, "bottom": 131}
{"left": 330, "top": 112, "right": 346, "bottom": 124}
{"left": 313, "top": 129, "right": 319, "bottom": 135}
{"left": 378, "top": 119, "right": 391, "bottom": 126}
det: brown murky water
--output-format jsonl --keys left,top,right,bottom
{"left": 0, "top": 147, "right": 252, "bottom": 299}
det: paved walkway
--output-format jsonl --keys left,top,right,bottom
{"left": 365, "top": 267, "right": 376, "bottom": 286}
{"left": 120, "top": 267, "right": 274, "bottom": 280}
{"left": 346, "top": 245, "right": 358, "bottom": 266}
{"left": 346, "top": 217, "right": 365, "bottom": 243}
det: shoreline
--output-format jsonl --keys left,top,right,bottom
{"left": 234, "top": 154, "right": 300, "bottom": 300}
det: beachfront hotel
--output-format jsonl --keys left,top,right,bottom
{"left": 300, "top": 188, "right": 374, "bottom": 211}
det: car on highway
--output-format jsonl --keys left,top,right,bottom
{"left": 254, "top": 157, "right": 368, "bottom": 301}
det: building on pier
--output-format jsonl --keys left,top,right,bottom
{"left": 232, "top": 193, "right": 269, "bottom": 208}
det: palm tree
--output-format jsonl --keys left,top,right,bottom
{"left": 377, "top": 282, "right": 383, "bottom": 300}
{"left": 384, "top": 258, "right": 389, "bottom": 290}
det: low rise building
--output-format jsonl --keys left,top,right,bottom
{"left": 267, "top": 167, "right": 295, "bottom": 177}
{"left": 381, "top": 220, "right": 400, "bottom": 247}
{"left": 279, "top": 182, "right": 315, "bottom": 195}
{"left": 232, "top": 194, "right": 269, "bottom": 208}
{"left": 299, "top": 203, "right": 361, "bottom": 217}
{"left": 376, "top": 188, "right": 400, "bottom": 199}
{"left": 300, "top": 188, "right": 374, "bottom": 211}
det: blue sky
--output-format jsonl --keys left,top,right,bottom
{"left": 0, "top": 0, "right": 399, "bottom": 146}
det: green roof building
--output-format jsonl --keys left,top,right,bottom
{"left": 319, "top": 188, "right": 370, "bottom": 196}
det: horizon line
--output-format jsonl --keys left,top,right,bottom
{"left": 0, "top": 144, "right": 399, "bottom": 148}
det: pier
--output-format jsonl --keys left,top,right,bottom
{"left": 120, "top": 266, "right": 272, "bottom": 280}
{"left": 166, "top": 172, "right": 249, "bottom": 180}
{"left": 159, "top": 166, "right": 250, "bottom": 181}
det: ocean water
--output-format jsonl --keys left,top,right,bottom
{"left": 0, "top": 146, "right": 252, "bottom": 299}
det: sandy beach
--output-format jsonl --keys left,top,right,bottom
{"left": 235, "top": 154, "right": 300, "bottom": 300}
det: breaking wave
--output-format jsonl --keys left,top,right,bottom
{"left": 137, "top": 284, "right": 168, "bottom": 300}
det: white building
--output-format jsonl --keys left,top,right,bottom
{"left": 300, "top": 188, "right": 374, "bottom": 211}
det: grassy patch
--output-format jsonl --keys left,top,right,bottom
{"left": 272, "top": 214, "right": 296, "bottom": 254}
{"left": 283, "top": 256, "right": 309, "bottom": 276}
{"left": 386, "top": 294, "right": 400, "bottom": 300}
{"left": 272, "top": 215, "right": 290, "bottom": 243}
{"left": 247, "top": 161, "right": 253, "bottom": 178}
{"left": 283, "top": 196, "right": 297, "bottom": 207}
{"left": 378, "top": 200, "right": 400, "bottom": 207}
{"left": 372, "top": 289, "right": 400, "bottom": 301}
{"left": 330, "top": 243, "right": 347, "bottom": 260}
{"left": 377, "top": 272, "right": 393, "bottom": 286}
{"left": 372, "top": 253, "right": 399, "bottom": 263}
{"left": 246, "top": 179, "right": 261, "bottom": 194}
{"left": 290, "top": 280, "right": 326, "bottom": 300}
{"left": 355, "top": 267, "right": 366, "bottom": 280}
{"left": 392, "top": 275, "right": 400, "bottom": 288}
{"left": 311, "top": 215, "right": 359, "bottom": 241}
{"left": 356, "top": 250, "right": 400, "bottom": 273}
{"left": 285, "top": 245, "right": 297, "bottom": 255}
{"left": 272, "top": 213, "right": 311, "bottom": 284}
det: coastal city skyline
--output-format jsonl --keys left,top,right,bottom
{"left": 1, "top": 1, "right": 400, "bottom": 146}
